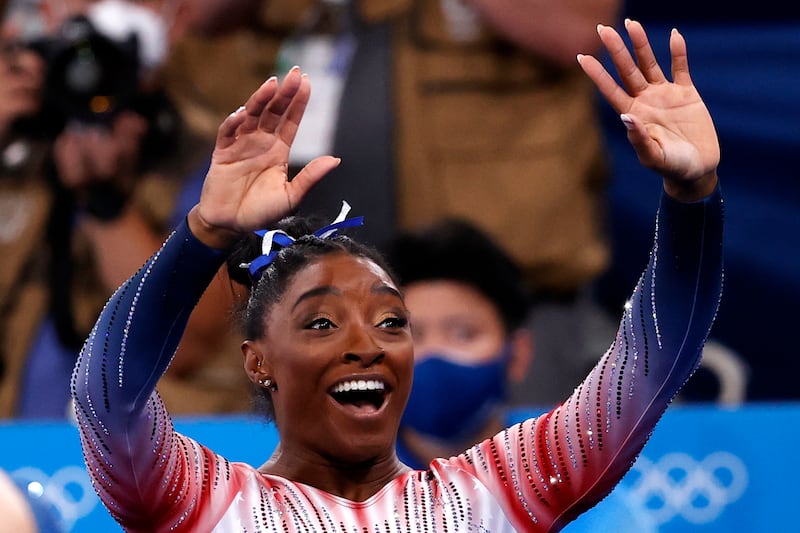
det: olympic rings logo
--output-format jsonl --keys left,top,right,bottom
{"left": 11, "top": 465, "right": 98, "bottom": 531}
{"left": 623, "top": 452, "right": 748, "bottom": 525}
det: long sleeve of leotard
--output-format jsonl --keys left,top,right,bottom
{"left": 71, "top": 219, "right": 228, "bottom": 529}
{"left": 444, "top": 187, "right": 724, "bottom": 531}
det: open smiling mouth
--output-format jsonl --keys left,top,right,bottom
{"left": 329, "top": 379, "right": 388, "bottom": 413}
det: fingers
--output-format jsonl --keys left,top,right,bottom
{"left": 239, "top": 76, "right": 279, "bottom": 133}
{"left": 53, "top": 133, "right": 87, "bottom": 187}
{"left": 258, "top": 66, "right": 303, "bottom": 133}
{"left": 216, "top": 67, "right": 306, "bottom": 150}
{"left": 619, "top": 113, "right": 663, "bottom": 168}
{"left": 669, "top": 28, "right": 693, "bottom": 86}
{"left": 55, "top": 129, "right": 114, "bottom": 186}
{"left": 577, "top": 53, "right": 632, "bottom": 114}
{"left": 581, "top": 22, "right": 694, "bottom": 113}
{"left": 286, "top": 155, "right": 341, "bottom": 208}
{"left": 111, "top": 112, "right": 147, "bottom": 164}
{"left": 624, "top": 19, "right": 667, "bottom": 84}
{"left": 216, "top": 106, "right": 248, "bottom": 150}
{"left": 275, "top": 73, "right": 311, "bottom": 147}
{"left": 83, "top": 129, "right": 118, "bottom": 178}
{"left": 597, "top": 24, "right": 649, "bottom": 95}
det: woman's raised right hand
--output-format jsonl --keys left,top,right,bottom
{"left": 188, "top": 67, "right": 340, "bottom": 249}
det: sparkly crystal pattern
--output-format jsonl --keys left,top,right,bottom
{"left": 72, "top": 190, "right": 724, "bottom": 532}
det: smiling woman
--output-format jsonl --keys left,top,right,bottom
{"left": 232, "top": 233, "right": 414, "bottom": 472}
{"left": 224, "top": 213, "right": 409, "bottom": 432}
{"left": 71, "top": 21, "right": 725, "bottom": 532}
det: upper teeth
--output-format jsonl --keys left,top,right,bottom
{"left": 332, "top": 380, "right": 385, "bottom": 394}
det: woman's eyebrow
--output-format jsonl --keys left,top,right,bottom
{"left": 372, "top": 284, "right": 403, "bottom": 301}
{"left": 292, "top": 286, "right": 341, "bottom": 311}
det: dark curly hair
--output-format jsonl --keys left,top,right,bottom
{"left": 383, "top": 218, "right": 533, "bottom": 332}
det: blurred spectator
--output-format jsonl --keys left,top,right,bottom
{"left": 384, "top": 218, "right": 533, "bottom": 467}
{"left": 166, "top": 0, "right": 621, "bottom": 264}
{"left": 0, "top": 0, "right": 249, "bottom": 419}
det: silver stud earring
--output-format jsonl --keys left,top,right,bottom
{"left": 258, "top": 378, "right": 276, "bottom": 391}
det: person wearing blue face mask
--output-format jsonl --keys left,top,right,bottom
{"left": 384, "top": 218, "right": 534, "bottom": 469}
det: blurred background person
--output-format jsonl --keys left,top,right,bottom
{"left": 0, "top": 0, "right": 249, "bottom": 419}
{"left": 384, "top": 218, "right": 533, "bottom": 468}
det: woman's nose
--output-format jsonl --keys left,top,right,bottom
{"left": 343, "top": 327, "right": 384, "bottom": 366}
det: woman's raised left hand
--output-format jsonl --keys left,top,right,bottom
{"left": 578, "top": 20, "right": 719, "bottom": 201}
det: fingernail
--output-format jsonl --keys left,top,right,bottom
{"left": 596, "top": 24, "right": 604, "bottom": 35}
{"left": 620, "top": 114, "right": 635, "bottom": 130}
{"left": 624, "top": 18, "right": 631, "bottom": 28}
{"left": 576, "top": 54, "right": 584, "bottom": 65}
{"left": 230, "top": 105, "right": 245, "bottom": 117}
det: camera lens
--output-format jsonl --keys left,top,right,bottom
{"left": 42, "top": 16, "right": 139, "bottom": 125}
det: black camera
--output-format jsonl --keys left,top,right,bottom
{"left": 28, "top": 14, "right": 141, "bottom": 127}
{"left": 14, "top": 13, "right": 180, "bottom": 169}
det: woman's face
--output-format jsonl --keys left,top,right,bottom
{"left": 251, "top": 253, "right": 413, "bottom": 464}
{"left": 403, "top": 280, "right": 506, "bottom": 365}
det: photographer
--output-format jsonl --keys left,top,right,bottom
{"left": 0, "top": 0, "right": 250, "bottom": 419}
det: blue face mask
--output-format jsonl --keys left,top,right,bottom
{"left": 400, "top": 345, "right": 510, "bottom": 441}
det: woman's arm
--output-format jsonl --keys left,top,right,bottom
{"left": 450, "top": 183, "right": 722, "bottom": 529}
{"left": 71, "top": 67, "right": 339, "bottom": 528}
{"left": 446, "top": 21, "right": 724, "bottom": 529}
{"left": 71, "top": 219, "right": 226, "bottom": 526}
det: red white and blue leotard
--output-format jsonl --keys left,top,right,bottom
{"left": 72, "top": 189, "right": 723, "bottom": 532}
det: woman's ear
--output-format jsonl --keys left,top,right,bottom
{"left": 507, "top": 327, "right": 534, "bottom": 384}
{"left": 242, "top": 339, "right": 270, "bottom": 385}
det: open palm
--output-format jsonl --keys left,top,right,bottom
{"left": 579, "top": 20, "right": 719, "bottom": 189}
{"left": 193, "top": 67, "right": 340, "bottom": 243}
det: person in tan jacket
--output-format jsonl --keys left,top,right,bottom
{"left": 0, "top": 0, "right": 249, "bottom": 419}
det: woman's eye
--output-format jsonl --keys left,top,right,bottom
{"left": 307, "top": 318, "right": 335, "bottom": 330}
{"left": 378, "top": 316, "right": 408, "bottom": 329}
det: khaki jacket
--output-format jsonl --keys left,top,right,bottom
{"left": 164, "top": 0, "right": 609, "bottom": 291}
{"left": 0, "top": 147, "right": 52, "bottom": 417}
{"left": 0, "top": 138, "right": 249, "bottom": 418}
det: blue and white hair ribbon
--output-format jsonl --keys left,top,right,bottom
{"left": 240, "top": 201, "right": 364, "bottom": 281}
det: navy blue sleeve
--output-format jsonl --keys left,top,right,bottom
{"left": 71, "top": 219, "right": 228, "bottom": 524}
